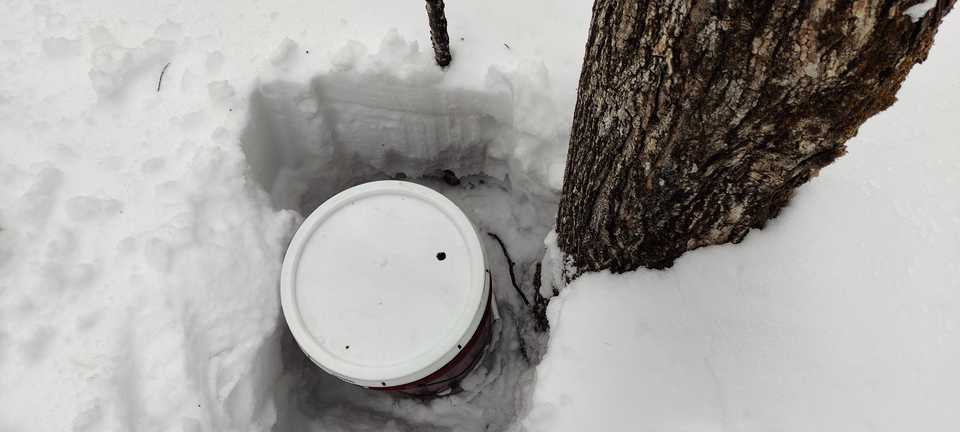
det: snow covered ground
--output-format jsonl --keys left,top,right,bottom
{"left": 526, "top": 15, "right": 960, "bottom": 432}
{"left": 0, "top": 0, "right": 586, "bottom": 430}
{"left": 1, "top": 0, "right": 958, "bottom": 431}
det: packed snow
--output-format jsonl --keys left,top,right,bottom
{"left": 905, "top": 0, "right": 938, "bottom": 22}
{"left": 1, "top": 0, "right": 958, "bottom": 431}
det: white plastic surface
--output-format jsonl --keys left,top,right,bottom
{"left": 280, "top": 181, "right": 488, "bottom": 387}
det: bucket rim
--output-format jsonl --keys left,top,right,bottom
{"left": 280, "top": 180, "right": 489, "bottom": 388}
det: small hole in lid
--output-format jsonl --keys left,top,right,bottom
{"left": 457, "top": 344, "right": 462, "bottom": 350}
{"left": 436, "top": 252, "right": 446, "bottom": 261}
{"left": 381, "top": 382, "right": 386, "bottom": 386}
{"left": 345, "top": 345, "right": 350, "bottom": 350}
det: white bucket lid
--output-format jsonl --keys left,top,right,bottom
{"left": 280, "top": 180, "right": 489, "bottom": 388}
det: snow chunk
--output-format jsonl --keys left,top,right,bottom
{"left": 904, "top": 0, "right": 936, "bottom": 22}
{"left": 270, "top": 38, "right": 299, "bottom": 67}
{"left": 330, "top": 41, "right": 369, "bottom": 71}
{"left": 538, "top": 229, "right": 571, "bottom": 298}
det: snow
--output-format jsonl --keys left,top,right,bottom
{"left": 2, "top": 0, "right": 959, "bottom": 430}
{"left": 1, "top": 0, "right": 587, "bottom": 429}
{"left": 904, "top": 0, "right": 938, "bottom": 22}
{"left": 0, "top": 137, "right": 296, "bottom": 430}
{"left": 538, "top": 229, "right": 573, "bottom": 298}
{"left": 524, "top": 13, "right": 960, "bottom": 432}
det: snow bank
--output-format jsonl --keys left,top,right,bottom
{"left": 242, "top": 30, "right": 570, "bottom": 216}
{"left": 524, "top": 14, "right": 960, "bottom": 432}
{"left": 1, "top": 10, "right": 299, "bottom": 432}
{"left": 0, "top": 97, "right": 296, "bottom": 431}
{"left": 1, "top": 0, "right": 591, "bottom": 430}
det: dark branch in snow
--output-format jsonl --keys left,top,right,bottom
{"left": 487, "top": 232, "right": 530, "bottom": 307}
{"left": 530, "top": 262, "right": 550, "bottom": 332}
{"left": 425, "top": 0, "right": 451, "bottom": 67}
{"left": 157, "top": 62, "right": 171, "bottom": 93}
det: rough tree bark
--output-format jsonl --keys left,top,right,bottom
{"left": 557, "top": 0, "right": 955, "bottom": 275}
{"left": 426, "top": 0, "right": 452, "bottom": 67}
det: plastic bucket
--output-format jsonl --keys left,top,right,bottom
{"left": 280, "top": 180, "right": 492, "bottom": 396}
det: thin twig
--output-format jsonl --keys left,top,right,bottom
{"left": 487, "top": 232, "right": 530, "bottom": 306}
{"left": 157, "top": 62, "right": 171, "bottom": 93}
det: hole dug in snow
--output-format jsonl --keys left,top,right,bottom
{"left": 241, "top": 67, "right": 559, "bottom": 431}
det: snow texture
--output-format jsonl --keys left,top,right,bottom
{"left": 1, "top": 0, "right": 587, "bottom": 430}
{"left": 2, "top": 0, "right": 959, "bottom": 431}
{"left": 0, "top": 9, "right": 307, "bottom": 428}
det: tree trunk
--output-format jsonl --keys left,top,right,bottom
{"left": 557, "top": 0, "right": 955, "bottom": 275}
{"left": 426, "top": 0, "right": 452, "bottom": 67}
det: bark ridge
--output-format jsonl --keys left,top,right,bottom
{"left": 558, "top": 0, "right": 955, "bottom": 274}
